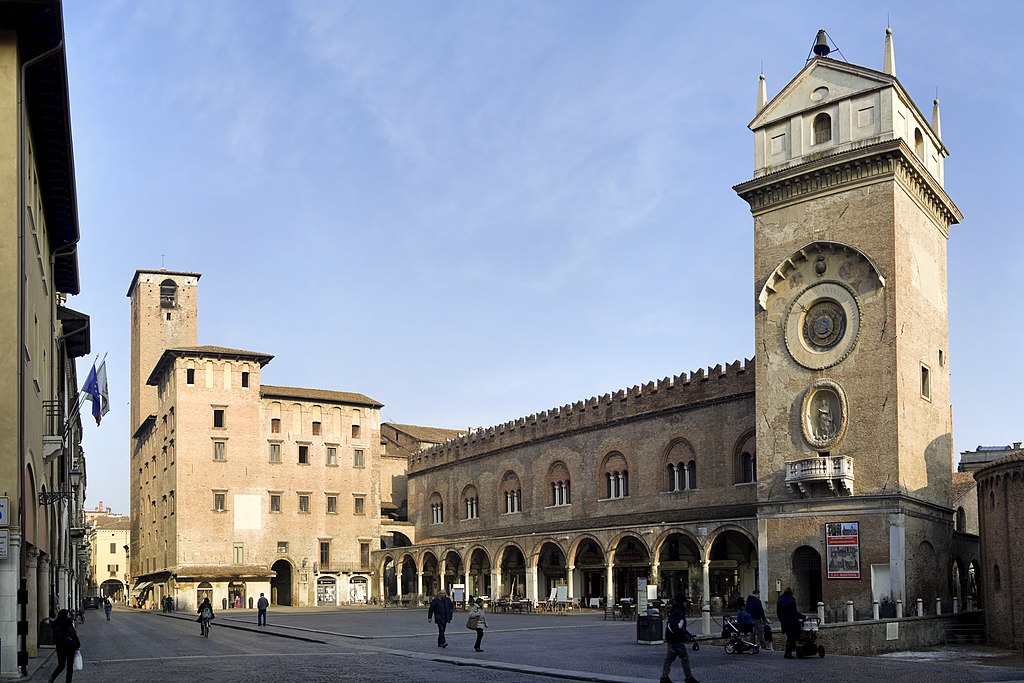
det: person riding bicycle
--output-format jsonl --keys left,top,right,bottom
{"left": 197, "top": 597, "right": 215, "bottom": 636}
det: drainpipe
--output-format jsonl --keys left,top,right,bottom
{"left": 18, "top": 39, "right": 65, "bottom": 676}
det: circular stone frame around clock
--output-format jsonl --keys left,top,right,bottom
{"left": 785, "top": 280, "right": 861, "bottom": 370}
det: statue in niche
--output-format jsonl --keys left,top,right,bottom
{"left": 817, "top": 396, "right": 835, "bottom": 439}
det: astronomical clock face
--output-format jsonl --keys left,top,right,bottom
{"left": 785, "top": 281, "right": 860, "bottom": 370}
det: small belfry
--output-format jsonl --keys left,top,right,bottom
{"left": 735, "top": 27, "right": 963, "bottom": 609}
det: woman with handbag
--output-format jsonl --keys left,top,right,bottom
{"left": 49, "top": 609, "right": 82, "bottom": 683}
{"left": 466, "top": 597, "right": 489, "bottom": 652}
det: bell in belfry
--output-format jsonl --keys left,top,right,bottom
{"left": 813, "top": 29, "right": 831, "bottom": 57}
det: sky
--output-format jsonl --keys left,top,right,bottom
{"left": 61, "top": 1, "right": 1024, "bottom": 515}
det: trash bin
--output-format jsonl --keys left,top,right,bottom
{"left": 637, "top": 609, "right": 663, "bottom": 645}
{"left": 39, "top": 618, "right": 54, "bottom": 647}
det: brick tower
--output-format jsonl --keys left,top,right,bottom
{"left": 734, "top": 30, "right": 963, "bottom": 612}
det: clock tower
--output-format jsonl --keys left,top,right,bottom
{"left": 734, "top": 30, "right": 963, "bottom": 610}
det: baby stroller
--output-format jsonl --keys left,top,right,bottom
{"left": 793, "top": 616, "right": 826, "bottom": 658}
{"left": 722, "top": 618, "right": 760, "bottom": 654}
{"left": 679, "top": 626, "right": 700, "bottom": 651}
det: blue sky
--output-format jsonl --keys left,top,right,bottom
{"left": 63, "top": 1, "right": 1024, "bottom": 514}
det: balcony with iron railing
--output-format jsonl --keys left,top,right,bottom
{"left": 70, "top": 511, "right": 86, "bottom": 537}
{"left": 43, "top": 400, "right": 65, "bottom": 463}
{"left": 785, "top": 454, "right": 855, "bottom": 496}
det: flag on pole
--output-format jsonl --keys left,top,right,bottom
{"left": 82, "top": 360, "right": 110, "bottom": 426}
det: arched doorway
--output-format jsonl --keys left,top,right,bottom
{"left": 421, "top": 552, "right": 440, "bottom": 597}
{"left": 792, "top": 546, "right": 823, "bottom": 612}
{"left": 468, "top": 549, "right": 490, "bottom": 599}
{"left": 316, "top": 576, "right": 337, "bottom": 605}
{"left": 612, "top": 536, "right": 650, "bottom": 602}
{"left": 382, "top": 556, "right": 398, "bottom": 601}
{"left": 271, "top": 559, "right": 292, "bottom": 606}
{"left": 349, "top": 576, "right": 368, "bottom": 604}
{"left": 228, "top": 581, "right": 246, "bottom": 609}
{"left": 536, "top": 542, "right": 567, "bottom": 602}
{"left": 709, "top": 530, "right": 758, "bottom": 613}
{"left": 499, "top": 546, "right": 527, "bottom": 599}
{"left": 574, "top": 539, "right": 606, "bottom": 605}
{"left": 399, "top": 555, "right": 418, "bottom": 598}
{"left": 197, "top": 581, "right": 213, "bottom": 608}
{"left": 658, "top": 533, "right": 701, "bottom": 608}
{"left": 100, "top": 579, "right": 125, "bottom": 602}
{"left": 443, "top": 550, "right": 463, "bottom": 593}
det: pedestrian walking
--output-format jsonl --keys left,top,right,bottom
{"left": 776, "top": 587, "right": 804, "bottom": 659}
{"left": 49, "top": 609, "right": 81, "bottom": 683}
{"left": 427, "top": 589, "right": 454, "bottom": 648}
{"left": 103, "top": 597, "right": 112, "bottom": 621}
{"left": 257, "top": 592, "right": 269, "bottom": 626}
{"left": 744, "top": 589, "right": 769, "bottom": 649}
{"left": 660, "top": 598, "right": 699, "bottom": 683}
{"left": 467, "top": 597, "right": 488, "bottom": 652}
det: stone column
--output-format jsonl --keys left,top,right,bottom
{"left": 490, "top": 568, "right": 501, "bottom": 600}
{"left": 605, "top": 563, "right": 615, "bottom": 603}
{"left": 397, "top": 565, "right": 404, "bottom": 601}
{"left": 567, "top": 565, "right": 575, "bottom": 601}
{"left": 701, "top": 559, "right": 711, "bottom": 635}
{"left": 650, "top": 561, "right": 660, "bottom": 597}
{"left": 438, "top": 558, "right": 447, "bottom": 593}
{"left": 26, "top": 547, "right": 39, "bottom": 657}
{"left": 528, "top": 562, "right": 538, "bottom": 603}
{"left": 416, "top": 570, "right": 423, "bottom": 600}
{"left": 462, "top": 569, "right": 470, "bottom": 600}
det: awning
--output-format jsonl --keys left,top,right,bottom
{"left": 132, "top": 581, "right": 153, "bottom": 592}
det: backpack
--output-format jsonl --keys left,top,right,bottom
{"left": 200, "top": 606, "right": 212, "bottom": 620}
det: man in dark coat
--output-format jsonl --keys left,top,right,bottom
{"left": 745, "top": 589, "right": 769, "bottom": 649}
{"left": 427, "top": 589, "right": 454, "bottom": 648}
{"left": 660, "top": 598, "right": 699, "bottom": 683}
{"left": 776, "top": 587, "right": 804, "bottom": 658}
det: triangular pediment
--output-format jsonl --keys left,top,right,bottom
{"left": 750, "top": 57, "right": 895, "bottom": 130}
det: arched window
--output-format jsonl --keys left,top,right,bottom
{"left": 602, "top": 451, "right": 629, "bottom": 499}
{"left": 462, "top": 485, "right": 478, "bottom": 520}
{"left": 914, "top": 128, "right": 925, "bottom": 160}
{"left": 429, "top": 493, "right": 444, "bottom": 524}
{"left": 813, "top": 113, "right": 832, "bottom": 145}
{"left": 664, "top": 440, "right": 697, "bottom": 492}
{"left": 990, "top": 490, "right": 996, "bottom": 509}
{"left": 686, "top": 460, "right": 697, "bottom": 489}
{"left": 547, "top": 461, "right": 571, "bottom": 507}
{"left": 741, "top": 452, "right": 756, "bottom": 483}
{"left": 501, "top": 472, "right": 522, "bottom": 513}
{"left": 160, "top": 279, "right": 178, "bottom": 308}
{"left": 994, "top": 565, "right": 1002, "bottom": 591}
{"left": 734, "top": 431, "right": 756, "bottom": 484}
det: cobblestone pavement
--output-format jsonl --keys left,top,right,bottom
{"left": 21, "top": 606, "right": 1024, "bottom": 683}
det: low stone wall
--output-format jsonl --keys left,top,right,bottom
{"left": 805, "top": 611, "right": 983, "bottom": 656}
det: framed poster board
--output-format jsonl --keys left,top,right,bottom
{"left": 826, "top": 521, "right": 860, "bottom": 579}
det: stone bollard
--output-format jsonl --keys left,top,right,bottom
{"left": 916, "top": 598, "right": 924, "bottom": 617}
{"left": 966, "top": 596, "right": 973, "bottom": 611}
{"left": 817, "top": 601, "right": 825, "bottom": 623}
{"left": 702, "top": 604, "right": 711, "bottom": 636}
{"left": 873, "top": 600, "right": 880, "bottom": 620}
{"left": 952, "top": 597, "right": 959, "bottom": 614}
{"left": 936, "top": 597, "right": 942, "bottom": 616}
{"left": 846, "top": 600, "right": 855, "bottom": 623}
{"left": 896, "top": 599, "right": 903, "bottom": 618}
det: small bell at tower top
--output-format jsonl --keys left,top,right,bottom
{"left": 813, "top": 29, "right": 831, "bottom": 57}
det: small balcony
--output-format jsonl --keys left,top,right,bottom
{"left": 43, "top": 400, "right": 65, "bottom": 463}
{"left": 69, "top": 512, "right": 86, "bottom": 538}
{"left": 785, "top": 455, "right": 855, "bottom": 496}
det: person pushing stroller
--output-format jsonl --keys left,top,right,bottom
{"left": 745, "top": 589, "right": 770, "bottom": 650}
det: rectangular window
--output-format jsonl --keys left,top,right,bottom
{"left": 241, "top": 371, "right": 250, "bottom": 388}
{"left": 270, "top": 494, "right": 281, "bottom": 512}
{"left": 360, "top": 543, "right": 370, "bottom": 568}
{"left": 213, "top": 441, "right": 226, "bottom": 461}
{"left": 298, "top": 445, "right": 309, "bottom": 464}
{"left": 298, "top": 494, "right": 310, "bottom": 513}
{"left": 213, "top": 408, "right": 225, "bottom": 428}
{"left": 269, "top": 443, "right": 281, "bottom": 463}
{"left": 271, "top": 418, "right": 281, "bottom": 434}
{"left": 354, "top": 496, "right": 365, "bottom": 515}
{"left": 353, "top": 449, "right": 364, "bottom": 468}
{"left": 319, "top": 541, "right": 330, "bottom": 569}
{"left": 186, "top": 368, "right": 195, "bottom": 385}
{"left": 312, "top": 421, "right": 321, "bottom": 436}
{"left": 327, "top": 495, "right": 338, "bottom": 514}
{"left": 326, "top": 447, "right": 337, "bottom": 465}
{"left": 351, "top": 423, "right": 361, "bottom": 439}
{"left": 214, "top": 493, "right": 226, "bottom": 512}
{"left": 277, "top": 541, "right": 288, "bottom": 554}
{"left": 233, "top": 543, "right": 244, "bottom": 564}
{"left": 921, "top": 364, "right": 931, "bottom": 400}
{"left": 110, "top": 543, "right": 117, "bottom": 554}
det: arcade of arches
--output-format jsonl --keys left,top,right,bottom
{"left": 376, "top": 525, "right": 758, "bottom": 615}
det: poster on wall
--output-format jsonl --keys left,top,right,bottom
{"left": 826, "top": 521, "right": 860, "bottom": 579}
